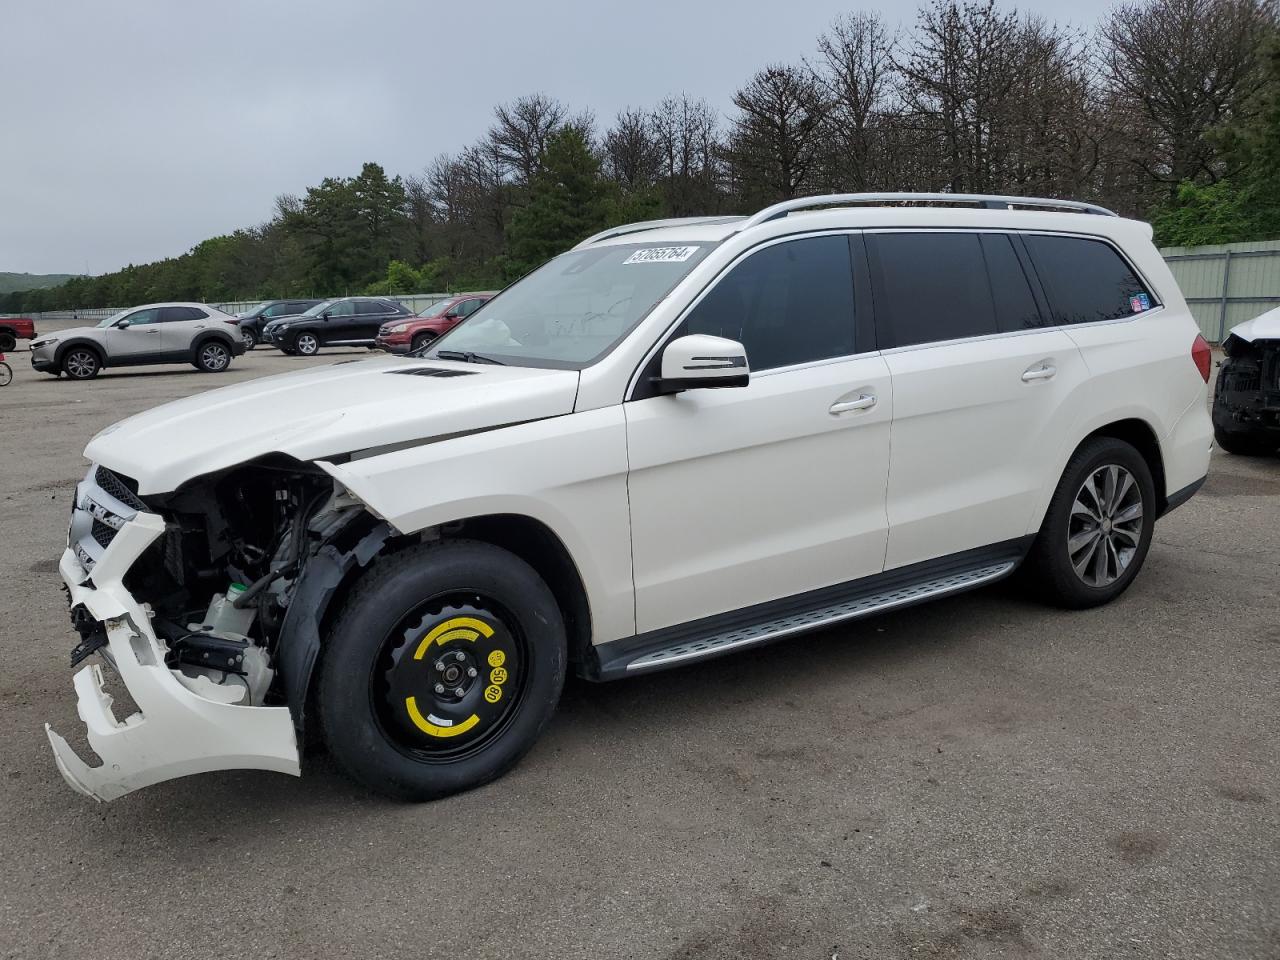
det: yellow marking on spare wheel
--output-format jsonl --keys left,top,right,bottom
{"left": 405, "top": 697, "right": 480, "bottom": 738}
{"left": 490, "top": 666, "right": 508, "bottom": 685}
{"left": 487, "top": 649, "right": 506, "bottom": 668}
{"left": 412, "top": 616, "right": 495, "bottom": 660}
{"left": 484, "top": 685, "right": 503, "bottom": 704}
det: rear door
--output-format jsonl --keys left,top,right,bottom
{"left": 158, "top": 306, "right": 209, "bottom": 353}
{"left": 351, "top": 300, "right": 391, "bottom": 342}
{"left": 868, "top": 231, "right": 1088, "bottom": 569}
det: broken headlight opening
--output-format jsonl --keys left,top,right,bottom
{"left": 48, "top": 455, "right": 380, "bottom": 801}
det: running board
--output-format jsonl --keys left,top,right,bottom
{"left": 585, "top": 539, "right": 1032, "bottom": 681}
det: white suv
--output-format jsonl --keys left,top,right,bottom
{"left": 30, "top": 302, "right": 244, "bottom": 379}
{"left": 46, "top": 194, "right": 1213, "bottom": 802}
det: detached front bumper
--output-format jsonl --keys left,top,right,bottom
{"left": 46, "top": 500, "right": 300, "bottom": 802}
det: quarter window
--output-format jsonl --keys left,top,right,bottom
{"left": 1023, "top": 235, "right": 1155, "bottom": 324}
{"left": 677, "top": 235, "right": 857, "bottom": 371}
{"left": 868, "top": 232, "right": 997, "bottom": 348}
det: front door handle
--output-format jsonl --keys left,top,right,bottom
{"left": 829, "top": 394, "right": 877, "bottom": 415}
{"left": 1022, "top": 364, "right": 1057, "bottom": 382}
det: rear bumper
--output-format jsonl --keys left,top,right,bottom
{"left": 45, "top": 507, "right": 300, "bottom": 802}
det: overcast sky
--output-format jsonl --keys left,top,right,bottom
{"left": 3, "top": 0, "right": 1115, "bottom": 276}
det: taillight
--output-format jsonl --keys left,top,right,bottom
{"left": 1191, "top": 334, "right": 1212, "bottom": 382}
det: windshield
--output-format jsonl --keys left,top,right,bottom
{"left": 96, "top": 309, "right": 130, "bottom": 328}
{"left": 301, "top": 299, "right": 336, "bottom": 317}
{"left": 416, "top": 299, "right": 455, "bottom": 318}
{"left": 427, "top": 242, "right": 713, "bottom": 368}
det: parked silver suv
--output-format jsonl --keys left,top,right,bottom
{"left": 30, "top": 302, "right": 245, "bottom": 380}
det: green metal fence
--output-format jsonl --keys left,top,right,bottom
{"left": 1161, "top": 239, "right": 1280, "bottom": 342}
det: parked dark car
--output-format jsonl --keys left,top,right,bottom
{"left": 263, "top": 297, "right": 413, "bottom": 356}
{"left": 0, "top": 316, "right": 36, "bottom": 352}
{"left": 373, "top": 293, "right": 496, "bottom": 354}
{"left": 235, "top": 299, "right": 323, "bottom": 349}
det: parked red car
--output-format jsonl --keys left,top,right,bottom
{"left": 374, "top": 293, "right": 495, "bottom": 354}
{"left": 0, "top": 317, "right": 37, "bottom": 351}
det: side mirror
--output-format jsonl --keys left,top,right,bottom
{"left": 116, "top": 319, "right": 132, "bottom": 329}
{"left": 655, "top": 334, "right": 749, "bottom": 394}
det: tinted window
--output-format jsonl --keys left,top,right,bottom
{"left": 125, "top": 308, "right": 163, "bottom": 326}
{"left": 457, "top": 298, "right": 484, "bottom": 317}
{"left": 264, "top": 302, "right": 293, "bottom": 317}
{"left": 1024, "top": 235, "right": 1155, "bottom": 325}
{"left": 328, "top": 300, "right": 357, "bottom": 317}
{"left": 869, "top": 233, "right": 996, "bottom": 347}
{"left": 678, "top": 235, "right": 856, "bottom": 371}
{"left": 980, "top": 234, "right": 1044, "bottom": 332}
{"left": 356, "top": 301, "right": 386, "bottom": 316}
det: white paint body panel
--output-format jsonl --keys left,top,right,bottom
{"left": 626, "top": 355, "right": 892, "bottom": 632}
{"left": 1227, "top": 304, "right": 1280, "bottom": 343}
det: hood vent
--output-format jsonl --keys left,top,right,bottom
{"left": 386, "top": 367, "right": 478, "bottom": 378}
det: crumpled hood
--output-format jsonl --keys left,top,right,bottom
{"left": 1229, "top": 306, "right": 1280, "bottom": 343}
{"left": 85, "top": 355, "right": 580, "bottom": 494}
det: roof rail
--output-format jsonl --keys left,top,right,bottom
{"left": 573, "top": 216, "right": 745, "bottom": 250}
{"left": 737, "top": 193, "right": 1118, "bottom": 232}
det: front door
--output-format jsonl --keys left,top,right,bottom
{"left": 101, "top": 307, "right": 164, "bottom": 358}
{"left": 625, "top": 234, "right": 892, "bottom": 634}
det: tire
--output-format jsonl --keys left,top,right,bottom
{"left": 0, "top": 361, "right": 11, "bottom": 387}
{"left": 294, "top": 333, "right": 320, "bottom": 356}
{"left": 410, "top": 332, "right": 436, "bottom": 355}
{"left": 193, "top": 339, "right": 232, "bottom": 373}
{"left": 1214, "top": 426, "right": 1278, "bottom": 457}
{"left": 1022, "top": 437, "right": 1156, "bottom": 609}
{"left": 0, "top": 332, "right": 15, "bottom": 352}
{"left": 318, "top": 540, "right": 566, "bottom": 802}
{"left": 241, "top": 328, "right": 257, "bottom": 350}
{"left": 61, "top": 346, "right": 101, "bottom": 380}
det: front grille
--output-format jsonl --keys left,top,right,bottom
{"left": 91, "top": 519, "right": 117, "bottom": 549}
{"left": 95, "top": 466, "right": 145, "bottom": 511}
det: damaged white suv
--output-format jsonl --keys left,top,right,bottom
{"left": 48, "top": 194, "right": 1213, "bottom": 802}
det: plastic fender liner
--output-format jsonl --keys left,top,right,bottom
{"left": 276, "top": 521, "right": 393, "bottom": 734}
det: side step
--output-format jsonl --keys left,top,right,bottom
{"left": 586, "top": 538, "right": 1032, "bottom": 681}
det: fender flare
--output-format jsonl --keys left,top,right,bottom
{"left": 191, "top": 331, "right": 237, "bottom": 359}
{"left": 54, "top": 338, "right": 107, "bottom": 368}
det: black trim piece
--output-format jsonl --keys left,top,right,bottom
{"left": 1160, "top": 475, "right": 1206, "bottom": 517}
{"left": 584, "top": 536, "right": 1035, "bottom": 681}
{"left": 650, "top": 373, "right": 750, "bottom": 394}
{"left": 850, "top": 232, "right": 877, "bottom": 352}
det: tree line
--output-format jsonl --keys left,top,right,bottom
{"left": 6, "top": 0, "right": 1279, "bottom": 315}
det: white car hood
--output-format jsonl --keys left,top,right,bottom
{"left": 1228, "top": 306, "right": 1280, "bottom": 342}
{"left": 85, "top": 356, "right": 580, "bottom": 494}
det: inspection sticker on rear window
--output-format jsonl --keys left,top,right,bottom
{"left": 1129, "top": 292, "right": 1151, "bottom": 313}
{"left": 624, "top": 246, "right": 700, "bottom": 265}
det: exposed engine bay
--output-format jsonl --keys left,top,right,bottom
{"left": 1214, "top": 334, "right": 1280, "bottom": 436}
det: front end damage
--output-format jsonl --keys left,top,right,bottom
{"left": 46, "top": 459, "right": 383, "bottom": 801}
{"left": 1214, "top": 334, "right": 1280, "bottom": 439}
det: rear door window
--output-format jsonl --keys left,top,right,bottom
{"left": 1023, "top": 235, "right": 1156, "bottom": 324}
{"left": 980, "top": 234, "right": 1045, "bottom": 332}
{"left": 358, "top": 300, "right": 390, "bottom": 316}
{"left": 868, "top": 232, "right": 997, "bottom": 347}
{"left": 329, "top": 300, "right": 357, "bottom": 317}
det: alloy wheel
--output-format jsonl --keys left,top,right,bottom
{"left": 1067, "top": 464, "right": 1144, "bottom": 587}
{"left": 296, "top": 334, "right": 319, "bottom": 355}
{"left": 65, "top": 350, "right": 98, "bottom": 379}
{"left": 200, "top": 343, "right": 230, "bottom": 371}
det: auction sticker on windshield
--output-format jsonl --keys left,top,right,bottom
{"left": 623, "top": 246, "right": 700, "bottom": 265}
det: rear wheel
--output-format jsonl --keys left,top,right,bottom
{"left": 1022, "top": 437, "right": 1155, "bottom": 609}
{"left": 0, "top": 332, "right": 15, "bottom": 352}
{"left": 318, "top": 540, "right": 566, "bottom": 801}
{"left": 61, "top": 347, "right": 101, "bottom": 380}
{"left": 1214, "top": 426, "right": 1278, "bottom": 457}
{"left": 194, "top": 340, "right": 232, "bottom": 372}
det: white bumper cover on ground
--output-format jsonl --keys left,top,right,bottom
{"left": 45, "top": 510, "right": 300, "bottom": 802}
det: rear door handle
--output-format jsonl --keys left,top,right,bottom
{"left": 829, "top": 394, "right": 877, "bottom": 415}
{"left": 1022, "top": 364, "right": 1056, "bottom": 382}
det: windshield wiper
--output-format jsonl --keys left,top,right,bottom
{"left": 435, "top": 349, "right": 506, "bottom": 366}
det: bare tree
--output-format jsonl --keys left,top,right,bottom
{"left": 813, "top": 12, "right": 898, "bottom": 190}
{"left": 725, "top": 65, "right": 830, "bottom": 204}
{"left": 603, "top": 107, "right": 663, "bottom": 192}
{"left": 486, "top": 93, "right": 570, "bottom": 186}
{"left": 650, "top": 94, "right": 725, "bottom": 215}
{"left": 1101, "top": 0, "right": 1276, "bottom": 189}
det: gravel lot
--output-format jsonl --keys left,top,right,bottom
{"left": 1, "top": 346, "right": 1277, "bottom": 960}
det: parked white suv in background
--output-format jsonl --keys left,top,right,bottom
{"left": 29, "top": 302, "right": 244, "bottom": 379}
{"left": 46, "top": 194, "right": 1213, "bottom": 803}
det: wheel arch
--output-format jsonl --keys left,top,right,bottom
{"left": 1083, "top": 418, "right": 1167, "bottom": 511}
{"left": 54, "top": 338, "right": 107, "bottom": 368}
{"left": 191, "top": 330, "right": 236, "bottom": 357}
